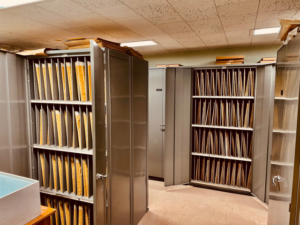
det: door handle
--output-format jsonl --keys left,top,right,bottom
{"left": 160, "top": 124, "right": 165, "bottom": 131}
{"left": 272, "top": 175, "right": 285, "bottom": 186}
{"left": 96, "top": 173, "right": 107, "bottom": 191}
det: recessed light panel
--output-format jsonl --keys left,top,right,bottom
{"left": 254, "top": 27, "right": 281, "bottom": 35}
{"left": 121, "top": 41, "right": 157, "bottom": 47}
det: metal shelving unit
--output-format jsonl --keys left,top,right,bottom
{"left": 191, "top": 67, "right": 256, "bottom": 191}
{"left": 23, "top": 41, "right": 148, "bottom": 225}
{"left": 150, "top": 65, "right": 274, "bottom": 204}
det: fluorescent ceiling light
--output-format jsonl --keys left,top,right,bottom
{"left": 254, "top": 27, "right": 281, "bottom": 35}
{"left": 121, "top": 41, "right": 157, "bottom": 47}
{"left": 0, "top": 0, "right": 43, "bottom": 9}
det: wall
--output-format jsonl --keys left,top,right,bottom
{"left": 145, "top": 45, "right": 281, "bottom": 67}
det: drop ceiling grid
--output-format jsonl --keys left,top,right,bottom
{"left": 0, "top": 0, "right": 299, "bottom": 54}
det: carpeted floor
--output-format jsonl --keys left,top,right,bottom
{"left": 138, "top": 180, "right": 268, "bottom": 225}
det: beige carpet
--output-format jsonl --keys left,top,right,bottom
{"left": 138, "top": 180, "right": 268, "bottom": 225}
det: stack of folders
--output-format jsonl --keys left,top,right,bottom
{"left": 43, "top": 153, "right": 90, "bottom": 198}
{"left": 34, "top": 61, "right": 92, "bottom": 102}
{"left": 36, "top": 108, "right": 93, "bottom": 150}
{"left": 194, "top": 129, "right": 253, "bottom": 158}
{"left": 42, "top": 195, "right": 90, "bottom": 225}
{"left": 193, "top": 156, "right": 252, "bottom": 189}
{"left": 195, "top": 100, "right": 254, "bottom": 128}
{"left": 215, "top": 56, "right": 244, "bottom": 65}
{"left": 195, "top": 70, "right": 255, "bottom": 97}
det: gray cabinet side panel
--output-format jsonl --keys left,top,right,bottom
{"left": 91, "top": 41, "right": 106, "bottom": 225}
{"left": 164, "top": 68, "right": 176, "bottom": 186}
{"left": 0, "top": 52, "right": 11, "bottom": 173}
{"left": 107, "top": 49, "right": 131, "bottom": 225}
{"left": 182, "top": 68, "right": 192, "bottom": 183}
{"left": 252, "top": 65, "right": 273, "bottom": 202}
{"left": 132, "top": 57, "right": 148, "bottom": 225}
{"left": 174, "top": 68, "right": 183, "bottom": 185}
{"left": 148, "top": 69, "right": 164, "bottom": 178}
{"left": 266, "top": 65, "right": 276, "bottom": 204}
{"left": 0, "top": 52, "right": 29, "bottom": 177}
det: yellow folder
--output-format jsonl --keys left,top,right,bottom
{"left": 83, "top": 159, "right": 89, "bottom": 197}
{"left": 40, "top": 153, "right": 45, "bottom": 188}
{"left": 58, "top": 155, "right": 63, "bottom": 192}
{"left": 83, "top": 112, "right": 88, "bottom": 149}
{"left": 59, "top": 201, "right": 65, "bottom": 225}
{"left": 88, "top": 61, "right": 92, "bottom": 101}
{"left": 75, "top": 61, "right": 87, "bottom": 101}
{"left": 47, "top": 63, "right": 54, "bottom": 100}
{"left": 85, "top": 205, "right": 89, "bottom": 225}
{"left": 53, "top": 198, "right": 58, "bottom": 225}
{"left": 76, "top": 158, "right": 82, "bottom": 196}
{"left": 64, "top": 156, "right": 69, "bottom": 192}
{"left": 71, "top": 157, "right": 76, "bottom": 193}
{"left": 55, "top": 110, "right": 62, "bottom": 147}
{"left": 78, "top": 205, "right": 83, "bottom": 225}
{"left": 66, "top": 62, "right": 73, "bottom": 100}
{"left": 64, "top": 201, "right": 71, "bottom": 225}
{"left": 42, "top": 64, "right": 48, "bottom": 99}
{"left": 75, "top": 111, "right": 81, "bottom": 149}
{"left": 35, "top": 63, "right": 42, "bottom": 100}
{"left": 52, "top": 155, "right": 57, "bottom": 190}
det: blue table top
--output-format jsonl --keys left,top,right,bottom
{"left": 0, "top": 173, "right": 32, "bottom": 198}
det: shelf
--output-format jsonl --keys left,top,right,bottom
{"left": 31, "top": 100, "right": 92, "bottom": 105}
{"left": 271, "top": 161, "right": 293, "bottom": 167}
{"left": 192, "top": 152, "right": 252, "bottom": 162}
{"left": 275, "top": 97, "right": 298, "bottom": 101}
{"left": 190, "top": 180, "right": 251, "bottom": 193}
{"left": 40, "top": 187, "right": 93, "bottom": 204}
{"left": 193, "top": 96, "right": 254, "bottom": 99}
{"left": 33, "top": 144, "right": 93, "bottom": 155}
{"left": 192, "top": 124, "right": 253, "bottom": 131}
{"left": 273, "top": 129, "right": 296, "bottom": 134}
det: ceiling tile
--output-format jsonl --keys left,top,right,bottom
{"left": 228, "top": 42, "right": 251, "bottom": 48}
{"left": 256, "top": 9, "right": 297, "bottom": 22}
{"left": 255, "top": 20, "right": 281, "bottom": 29}
{"left": 6, "top": 5, "right": 80, "bottom": 28}
{"left": 293, "top": 9, "right": 300, "bottom": 19}
{"left": 93, "top": 5, "right": 141, "bottom": 21}
{"left": 258, "top": 0, "right": 298, "bottom": 13}
{"left": 199, "top": 33, "right": 228, "bottom": 47}
{"left": 169, "top": 0, "right": 218, "bottom": 22}
{"left": 123, "top": 1, "right": 177, "bottom": 19}
{"left": 149, "top": 15, "right": 183, "bottom": 25}
{"left": 181, "top": 40, "right": 207, "bottom": 49}
{"left": 220, "top": 12, "right": 257, "bottom": 26}
{"left": 156, "top": 21, "right": 191, "bottom": 35}
{"left": 62, "top": 12, "right": 109, "bottom": 25}
{"left": 214, "top": 0, "right": 255, "bottom": 7}
{"left": 208, "top": 45, "right": 229, "bottom": 50}
{"left": 170, "top": 32, "right": 200, "bottom": 42}
{"left": 190, "top": 20, "right": 224, "bottom": 36}
{"left": 70, "top": 0, "right": 124, "bottom": 10}
{"left": 251, "top": 41, "right": 274, "bottom": 46}
{"left": 66, "top": 26, "right": 108, "bottom": 37}
{"left": 223, "top": 22, "right": 255, "bottom": 32}
{"left": 217, "top": 1, "right": 259, "bottom": 16}
{"left": 36, "top": 0, "right": 90, "bottom": 16}
{"left": 226, "top": 30, "right": 252, "bottom": 38}
{"left": 116, "top": 17, "right": 165, "bottom": 37}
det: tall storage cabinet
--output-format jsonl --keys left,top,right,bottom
{"left": 0, "top": 41, "right": 148, "bottom": 225}
{"left": 149, "top": 65, "right": 275, "bottom": 203}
